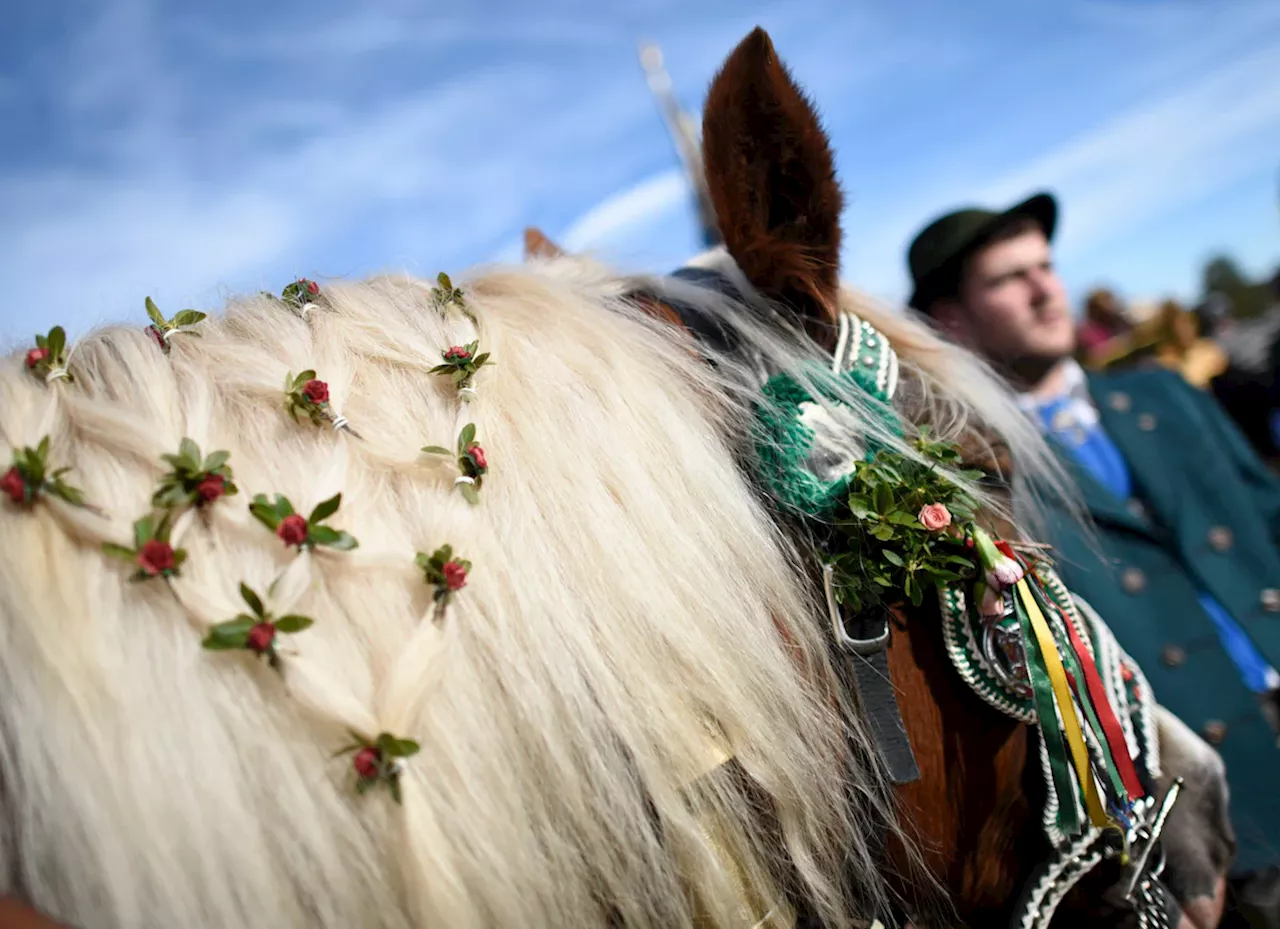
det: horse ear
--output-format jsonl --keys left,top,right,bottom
{"left": 702, "top": 27, "right": 844, "bottom": 346}
{"left": 523, "top": 227, "right": 565, "bottom": 261}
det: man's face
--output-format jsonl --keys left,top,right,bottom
{"left": 935, "top": 228, "right": 1075, "bottom": 367}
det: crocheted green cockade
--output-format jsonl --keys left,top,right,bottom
{"left": 752, "top": 310, "right": 905, "bottom": 519}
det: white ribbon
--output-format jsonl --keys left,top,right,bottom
{"left": 299, "top": 302, "right": 317, "bottom": 320}
{"left": 44, "top": 367, "right": 71, "bottom": 384}
{"left": 458, "top": 386, "right": 478, "bottom": 402}
{"left": 331, "top": 415, "right": 349, "bottom": 432}
{"left": 454, "top": 476, "right": 475, "bottom": 486}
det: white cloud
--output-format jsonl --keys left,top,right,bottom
{"left": 561, "top": 168, "right": 688, "bottom": 251}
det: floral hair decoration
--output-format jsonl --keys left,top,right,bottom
{"left": 102, "top": 513, "right": 189, "bottom": 582}
{"left": 429, "top": 340, "right": 493, "bottom": 402}
{"left": 153, "top": 438, "right": 238, "bottom": 510}
{"left": 431, "top": 272, "right": 476, "bottom": 324}
{"left": 281, "top": 278, "right": 322, "bottom": 318}
{"left": 416, "top": 543, "right": 471, "bottom": 621}
{"left": 335, "top": 731, "right": 421, "bottom": 804}
{"left": 250, "top": 492, "right": 359, "bottom": 552}
{"left": 25, "top": 326, "right": 74, "bottom": 383}
{"left": 422, "top": 423, "right": 487, "bottom": 504}
{"left": 144, "top": 297, "right": 206, "bottom": 354}
{"left": 283, "top": 371, "right": 361, "bottom": 438}
{"left": 201, "top": 582, "right": 314, "bottom": 671}
{"left": 2, "top": 437, "right": 90, "bottom": 509}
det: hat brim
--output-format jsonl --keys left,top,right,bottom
{"left": 908, "top": 191, "right": 1058, "bottom": 311}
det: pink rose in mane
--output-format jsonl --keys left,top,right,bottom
{"left": 303, "top": 379, "right": 329, "bottom": 404}
{"left": 442, "top": 560, "right": 468, "bottom": 591}
{"left": 277, "top": 514, "right": 309, "bottom": 547}
{"left": 1, "top": 467, "right": 25, "bottom": 503}
{"left": 917, "top": 503, "right": 952, "bottom": 532}
{"left": 444, "top": 346, "right": 472, "bottom": 362}
{"left": 137, "top": 540, "right": 176, "bottom": 576}
{"left": 25, "top": 347, "right": 49, "bottom": 369}
{"left": 247, "top": 622, "right": 276, "bottom": 654}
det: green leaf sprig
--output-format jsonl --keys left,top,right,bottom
{"left": 144, "top": 297, "right": 206, "bottom": 353}
{"left": 25, "top": 326, "right": 73, "bottom": 382}
{"left": 334, "top": 731, "right": 421, "bottom": 804}
{"left": 2, "top": 437, "right": 87, "bottom": 509}
{"left": 283, "top": 370, "right": 331, "bottom": 427}
{"left": 430, "top": 272, "right": 475, "bottom": 322}
{"left": 249, "top": 492, "right": 359, "bottom": 552}
{"left": 153, "top": 438, "right": 238, "bottom": 510}
{"left": 201, "top": 582, "right": 314, "bottom": 671}
{"left": 421, "top": 423, "right": 487, "bottom": 504}
{"left": 828, "top": 429, "right": 982, "bottom": 615}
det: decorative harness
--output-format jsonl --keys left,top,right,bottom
{"left": 652, "top": 267, "right": 1185, "bottom": 929}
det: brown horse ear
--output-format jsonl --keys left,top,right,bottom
{"left": 702, "top": 27, "right": 844, "bottom": 347}
{"left": 523, "top": 227, "right": 565, "bottom": 261}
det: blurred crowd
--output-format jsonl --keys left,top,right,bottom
{"left": 1075, "top": 274, "right": 1280, "bottom": 471}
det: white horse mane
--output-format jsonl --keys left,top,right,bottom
{"left": 0, "top": 266, "right": 914, "bottom": 929}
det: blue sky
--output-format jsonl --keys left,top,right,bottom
{"left": 3, "top": 0, "right": 1280, "bottom": 344}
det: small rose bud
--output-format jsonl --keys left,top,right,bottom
{"left": 467, "top": 444, "right": 488, "bottom": 471}
{"left": 917, "top": 503, "right": 952, "bottom": 533}
{"left": 353, "top": 746, "right": 380, "bottom": 780}
{"left": 1, "top": 467, "right": 26, "bottom": 503}
{"left": 1121, "top": 665, "right": 1134, "bottom": 683}
{"left": 442, "top": 560, "right": 468, "bottom": 591}
{"left": 444, "top": 345, "right": 472, "bottom": 362}
{"left": 304, "top": 279, "right": 319, "bottom": 295}
{"left": 196, "top": 474, "right": 226, "bottom": 503}
{"left": 303, "top": 379, "right": 329, "bottom": 404}
{"left": 146, "top": 325, "right": 166, "bottom": 349}
{"left": 277, "top": 514, "right": 309, "bottom": 547}
{"left": 25, "top": 347, "right": 49, "bottom": 369}
{"left": 247, "top": 622, "right": 276, "bottom": 654}
{"left": 137, "top": 539, "right": 176, "bottom": 576}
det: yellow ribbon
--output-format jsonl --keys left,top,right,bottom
{"left": 1017, "top": 579, "right": 1108, "bottom": 828}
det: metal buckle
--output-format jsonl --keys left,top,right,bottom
{"left": 823, "top": 563, "right": 890, "bottom": 656}
{"left": 1123, "top": 777, "right": 1184, "bottom": 903}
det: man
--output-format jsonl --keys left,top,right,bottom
{"left": 905, "top": 191, "right": 1280, "bottom": 928}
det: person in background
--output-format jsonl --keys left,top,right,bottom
{"left": 1077, "top": 287, "right": 1132, "bottom": 368}
{"left": 904, "top": 191, "right": 1280, "bottom": 929}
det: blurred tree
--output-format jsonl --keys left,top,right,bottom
{"left": 1200, "top": 254, "right": 1277, "bottom": 319}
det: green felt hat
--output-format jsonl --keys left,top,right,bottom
{"left": 906, "top": 192, "right": 1058, "bottom": 311}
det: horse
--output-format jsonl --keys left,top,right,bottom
{"left": 521, "top": 27, "right": 1237, "bottom": 929}
{"left": 0, "top": 26, "right": 1232, "bottom": 929}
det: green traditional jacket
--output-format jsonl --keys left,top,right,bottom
{"left": 1034, "top": 366, "right": 1280, "bottom": 875}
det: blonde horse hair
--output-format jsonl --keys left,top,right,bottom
{"left": 0, "top": 266, "right": 903, "bottom": 928}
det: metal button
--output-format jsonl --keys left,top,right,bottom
{"left": 1108, "top": 392, "right": 1132, "bottom": 412}
{"left": 1208, "top": 526, "right": 1234, "bottom": 552}
{"left": 1121, "top": 567, "right": 1147, "bottom": 594}
{"left": 1126, "top": 499, "right": 1148, "bottom": 520}
{"left": 1137, "top": 413, "right": 1157, "bottom": 431}
{"left": 1262, "top": 588, "right": 1280, "bottom": 613}
{"left": 1161, "top": 644, "right": 1187, "bottom": 668}
{"left": 1202, "top": 720, "right": 1228, "bottom": 745}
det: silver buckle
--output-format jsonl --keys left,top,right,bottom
{"left": 823, "top": 563, "right": 890, "bottom": 655}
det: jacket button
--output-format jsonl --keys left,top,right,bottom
{"left": 1263, "top": 589, "right": 1280, "bottom": 613}
{"left": 1121, "top": 567, "right": 1147, "bottom": 594}
{"left": 1161, "top": 644, "right": 1187, "bottom": 667}
{"left": 1202, "top": 720, "right": 1228, "bottom": 745}
{"left": 1108, "top": 392, "right": 1132, "bottom": 412}
{"left": 1208, "top": 527, "right": 1233, "bottom": 552}
{"left": 1137, "top": 413, "right": 1157, "bottom": 431}
{"left": 1126, "top": 499, "right": 1148, "bottom": 520}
